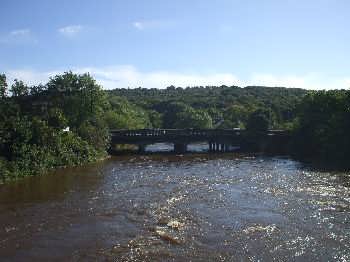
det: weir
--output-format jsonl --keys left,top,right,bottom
{"left": 110, "top": 129, "right": 291, "bottom": 154}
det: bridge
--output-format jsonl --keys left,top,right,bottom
{"left": 110, "top": 129, "right": 291, "bottom": 154}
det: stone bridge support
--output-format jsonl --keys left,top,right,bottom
{"left": 174, "top": 143, "right": 187, "bottom": 154}
{"left": 138, "top": 144, "right": 146, "bottom": 154}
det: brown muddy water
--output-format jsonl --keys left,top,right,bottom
{"left": 0, "top": 150, "right": 349, "bottom": 261}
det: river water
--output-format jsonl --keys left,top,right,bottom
{"left": 0, "top": 146, "right": 349, "bottom": 261}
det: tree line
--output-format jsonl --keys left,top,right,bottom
{"left": 0, "top": 72, "right": 151, "bottom": 181}
{"left": 0, "top": 72, "right": 349, "bottom": 181}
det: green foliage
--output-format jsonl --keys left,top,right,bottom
{"left": 174, "top": 108, "right": 213, "bottom": 129}
{"left": 108, "top": 85, "right": 306, "bottom": 129}
{"left": 0, "top": 74, "right": 7, "bottom": 98}
{"left": 292, "top": 90, "right": 350, "bottom": 165}
{"left": 246, "top": 109, "right": 270, "bottom": 133}
{"left": 0, "top": 72, "right": 112, "bottom": 181}
{"left": 161, "top": 102, "right": 191, "bottom": 128}
{"left": 219, "top": 105, "right": 249, "bottom": 129}
{"left": 147, "top": 110, "right": 163, "bottom": 128}
{"left": 47, "top": 108, "right": 68, "bottom": 129}
{"left": 104, "top": 95, "right": 151, "bottom": 129}
{"left": 30, "top": 84, "right": 45, "bottom": 96}
{"left": 5, "top": 131, "right": 101, "bottom": 179}
{"left": 207, "top": 108, "right": 223, "bottom": 127}
{"left": 0, "top": 157, "right": 11, "bottom": 182}
{"left": 156, "top": 101, "right": 213, "bottom": 129}
{"left": 77, "top": 119, "right": 109, "bottom": 151}
{"left": 46, "top": 72, "right": 109, "bottom": 128}
{"left": 11, "top": 79, "right": 29, "bottom": 97}
{"left": 0, "top": 115, "right": 103, "bottom": 181}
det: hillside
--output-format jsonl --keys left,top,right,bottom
{"left": 108, "top": 85, "right": 308, "bottom": 129}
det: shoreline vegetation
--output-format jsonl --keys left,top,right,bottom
{"left": 1, "top": 72, "right": 349, "bottom": 182}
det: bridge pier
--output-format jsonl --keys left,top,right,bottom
{"left": 209, "top": 142, "right": 213, "bottom": 152}
{"left": 174, "top": 143, "right": 187, "bottom": 154}
{"left": 138, "top": 144, "right": 146, "bottom": 154}
{"left": 221, "top": 144, "right": 226, "bottom": 152}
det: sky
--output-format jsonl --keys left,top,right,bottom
{"left": 0, "top": 0, "right": 349, "bottom": 90}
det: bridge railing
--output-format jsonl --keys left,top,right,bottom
{"left": 110, "top": 128, "right": 245, "bottom": 138}
{"left": 110, "top": 129, "right": 289, "bottom": 137}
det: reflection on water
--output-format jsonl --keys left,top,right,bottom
{"left": 146, "top": 142, "right": 239, "bottom": 153}
{"left": 0, "top": 153, "right": 349, "bottom": 261}
{"left": 146, "top": 142, "right": 211, "bottom": 153}
{"left": 146, "top": 143, "right": 174, "bottom": 152}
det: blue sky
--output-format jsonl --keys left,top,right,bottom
{"left": 0, "top": 0, "right": 349, "bottom": 89}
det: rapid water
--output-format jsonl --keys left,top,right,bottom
{"left": 0, "top": 151, "right": 349, "bottom": 261}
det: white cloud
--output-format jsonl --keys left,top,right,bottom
{"left": 247, "top": 73, "right": 350, "bottom": 90}
{"left": 0, "top": 29, "right": 36, "bottom": 44}
{"left": 4, "top": 66, "right": 241, "bottom": 89}
{"left": 133, "top": 22, "right": 145, "bottom": 30}
{"left": 248, "top": 74, "right": 309, "bottom": 88}
{"left": 132, "top": 20, "right": 176, "bottom": 31}
{"left": 74, "top": 66, "right": 242, "bottom": 89}
{"left": 4, "top": 66, "right": 350, "bottom": 90}
{"left": 10, "top": 29, "right": 31, "bottom": 36}
{"left": 6, "top": 69, "right": 61, "bottom": 86}
{"left": 344, "top": 78, "right": 350, "bottom": 88}
{"left": 58, "top": 25, "right": 83, "bottom": 37}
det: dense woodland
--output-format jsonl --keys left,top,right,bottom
{"left": 109, "top": 85, "right": 307, "bottom": 129}
{"left": 0, "top": 72, "right": 349, "bottom": 181}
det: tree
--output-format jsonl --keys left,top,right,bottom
{"left": 30, "top": 84, "right": 46, "bottom": 95}
{"left": 46, "top": 72, "right": 108, "bottom": 127}
{"left": 161, "top": 102, "right": 191, "bottom": 128}
{"left": 174, "top": 108, "right": 213, "bottom": 129}
{"left": 105, "top": 95, "right": 151, "bottom": 129}
{"left": 109, "top": 85, "right": 306, "bottom": 129}
{"left": 207, "top": 108, "right": 223, "bottom": 127}
{"left": 292, "top": 90, "right": 350, "bottom": 164}
{"left": 77, "top": 119, "right": 109, "bottom": 151}
{"left": 220, "top": 105, "right": 249, "bottom": 128}
{"left": 47, "top": 108, "right": 68, "bottom": 129}
{"left": 11, "top": 79, "right": 29, "bottom": 97}
{"left": 246, "top": 109, "right": 269, "bottom": 133}
{"left": 148, "top": 110, "right": 162, "bottom": 128}
{"left": 0, "top": 74, "right": 7, "bottom": 98}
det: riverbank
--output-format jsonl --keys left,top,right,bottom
{"left": 0, "top": 151, "right": 109, "bottom": 184}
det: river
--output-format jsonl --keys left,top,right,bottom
{"left": 0, "top": 146, "right": 349, "bottom": 261}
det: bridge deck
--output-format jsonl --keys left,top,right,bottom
{"left": 109, "top": 129, "right": 291, "bottom": 153}
{"left": 110, "top": 129, "right": 289, "bottom": 143}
